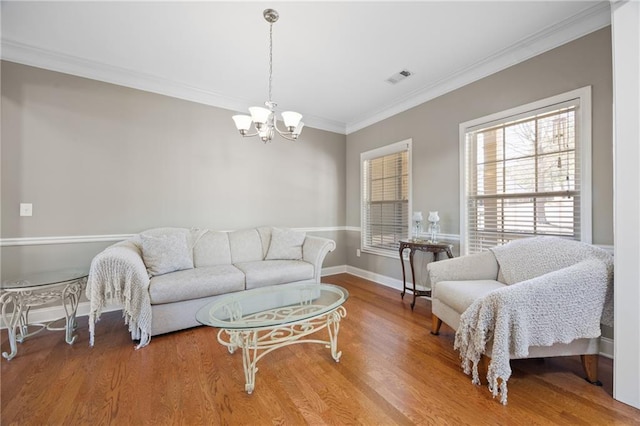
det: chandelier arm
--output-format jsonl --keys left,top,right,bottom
{"left": 275, "top": 131, "right": 297, "bottom": 141}
{"left": 273, "top": 120, "right": 292, "bottom": 135}
{"left": 240, "top": 131, "right": 260, "bottom": 138}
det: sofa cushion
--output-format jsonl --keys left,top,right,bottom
{"left": 228, "top": 228, "right": 264, "bottom": 263}
{"left": 193, "top": 231, "right": 232, "bottom": 267}
{"left": 149, "top": 265, "right": 245, "bottom": 304}
{"left": 141, "top": 232, "right": 193, "bottom": 277}
{"left": 234, "top": 260, "right": 314, "bottom": 290}
{"left": 433, "top": 280, "right": 506, "bottom": 315}
{"left": 265, "top": 228, "right": 306, "bottom": 260}
{"left": 257, "top": 227, "right": 272, "bottom": 258}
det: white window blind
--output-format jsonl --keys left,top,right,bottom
{"left": 361, "top": 140, "right": 411, "bottom": 255}
{"left": 462, "top": 89, "right": 591, "bottom": 254}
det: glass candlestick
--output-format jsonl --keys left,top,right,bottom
{"left": 427, "top": 211, "right": 440, "bottom": 243}
{"left": 413, "top": 220, "right": 423, "bottom": 240}
{"left": 412, "top": 211, "right": 423, "bottom": 240}
{"left": 428, "top": 221, "right": 440, "bottom": 243}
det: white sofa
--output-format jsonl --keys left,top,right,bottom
{"left": 86, "top": 226, "right": 335, "bottom": 347}
{"left": 426, "top": 237, "right": 613, "bottom": 403}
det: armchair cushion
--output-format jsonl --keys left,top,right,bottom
{"left": 428, "top": 251, "right": 499, "bottom": 292}
{"left": 434, "top": 280, "right": 505, "bottom": 315}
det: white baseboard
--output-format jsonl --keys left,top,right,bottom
{"left": 343, "top": 265, "right": 404, "bottom": 291}
{"left": 321, "top": 265, "right": 348, "bottom": 276}
{"left": 599, "top": 337, "right": 613, "bottom": 359}
{"left": 1, "top": 264, "right": 615, "bottom": 360}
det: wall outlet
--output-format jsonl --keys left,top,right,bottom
{"left": 20, "top": 203, "right": 33, "bottom": 217}
{"left": 356, "top": 249, "right": 361, "bottom": 257}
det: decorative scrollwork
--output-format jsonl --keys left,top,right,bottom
{"left": 216, "top": 302, "right": 347, "bottom": 393}
{"left": 0, "top": 276, "right": 87, "bottom": 360}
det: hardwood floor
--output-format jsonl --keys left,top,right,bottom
{"left": 2, "top": 273, "right": 639, "bottom": 425}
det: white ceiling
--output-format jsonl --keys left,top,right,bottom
{"left": 1, "top": 1, "right": 611, "bottom": 134}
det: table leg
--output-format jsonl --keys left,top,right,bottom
{"left": 409, "top": 248, "right": 418, "bottom": 310}
{"left": 240, "top": 331, "right": 259, "bottom": 394}
{"left": 327, "top": 306, "right": 345, "bottom": 362}
{"left": 61, "top": 279, "right": 83, "bottom": 345}
{"left": 1, "top": 292, "right": 24, "bottom": 361}
{"left": 399, "top": 246, "right": 408, "bottom": 299}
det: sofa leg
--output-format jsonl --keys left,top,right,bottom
{"left": 581, "top": 354, "right": 602, "bottom": 386}
{"left": 431, "top": 314, "right": 442, "bottom": 335}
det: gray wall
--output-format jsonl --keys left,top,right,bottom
{"left": 1, "top": 61, "right": 347, "bottom": 278}
{"left": 1, "top": 27, "right": 614, "bottom": 284}
{"left": 346, "top": 27, "right": 613, "bottom": 281}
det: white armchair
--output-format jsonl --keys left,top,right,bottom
{"left": 427, "top": 237, "right": 613, "bottom": 404}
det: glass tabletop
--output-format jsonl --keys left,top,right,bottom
{"left": 196, "top": 281, "right": 349, "bottom": 330}
{"left": 1, "top": 269, "right": 88, "bottom": 290}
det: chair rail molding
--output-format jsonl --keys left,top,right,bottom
{"left": 0, "top": 227, "right": 349, "bottom": 247}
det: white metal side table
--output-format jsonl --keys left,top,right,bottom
{"left": 1, "top": 269, "right": 88, "bottom": 360}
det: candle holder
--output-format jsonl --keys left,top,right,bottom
{"left": 427, "top": 211, "right": 440, "bottom": 243}
{"left": 412, "top": 211, "right": 423, "bottom": 240}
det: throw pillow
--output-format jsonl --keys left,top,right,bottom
{"left": 141, "top": 232, "right": 194, "bottom": 276}
{"left": 265, "top": 228, "right": 306, "bottom": 260}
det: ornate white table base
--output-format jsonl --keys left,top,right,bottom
{"left": 217, "top": 305, "right": 347, "bottom": 394}
{"left": 1, "top": 277, "right": 86, "bottom": 361}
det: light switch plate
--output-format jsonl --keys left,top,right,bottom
{"left": 20, "top": 203, "right": 33, "bottom": 217}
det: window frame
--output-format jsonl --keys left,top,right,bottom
{"left": 459, "top": 87, "right": 592, "bottom": 255}
{"left": 360, "top": 139, "right": 413, "bottom": 258}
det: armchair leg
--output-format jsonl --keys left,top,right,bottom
{"left": 581, "top": 354, "right": 602, "bottom": 386}
{"left": 431, "top": 314, "right": 442, "bottom": 335}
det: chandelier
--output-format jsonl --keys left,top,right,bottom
{"left": 232, "top": 9, "right": 304, "bottom": 143}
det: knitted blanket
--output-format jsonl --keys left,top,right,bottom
{"left": 86, "top": 239, "right": 152, "bottom": 349}
{"left": 454, "top": 237, "right": 614, "bottom": 404}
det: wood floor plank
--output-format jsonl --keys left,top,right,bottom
{"left": 2, "top": 273, "right": 639, "bottom": 425}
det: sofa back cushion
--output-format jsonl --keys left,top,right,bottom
{"left": 265, "top": 227, "right": 306, "bottom": 260}
{"left": 228, "top": 228, "right": 264, "bottom": 263}
{"left": 193, "top": 231, "right": 232, "bottom": 267}
{"left": 140, "top": 232, "right": 194, "bottom": 276}
{"left": 257, "top": 227, "right": 272, "bottom": 258}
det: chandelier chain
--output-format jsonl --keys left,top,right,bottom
{"left": 268, "top": 22, "right": 273, "bottom": 104}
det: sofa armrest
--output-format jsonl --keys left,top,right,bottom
{"left": 86, "top": 239, "right": 152, "bottom": 346}
{"left": 302, "top": 236, "right": 336, "bottom": 282}
{"left": 427, "top": 251, "right": 499, "bottom": 291}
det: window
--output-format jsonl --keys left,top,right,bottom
{"left": 361, "top": 139, "right": 412, "bottom": 256}
{"left": 460, "top": 87, "right": 591, "bottom": 254}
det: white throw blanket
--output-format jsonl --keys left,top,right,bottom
{"left": 454, "top": 237, "right": 614, "bottom": 404}
{"left": 86, "top": 239, "right": 153, "bottom": 349}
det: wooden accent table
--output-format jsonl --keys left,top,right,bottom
{"left": 399, "top": 240, "right": 454, "bottom": 310}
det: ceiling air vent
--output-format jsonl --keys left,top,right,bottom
{"left": 386, "top": 69, "right": 413, "bottom": 85}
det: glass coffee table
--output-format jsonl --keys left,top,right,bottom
{"left": 196, "top": 281, "right": 348, "bottom": 394}
{"left": 1, "top": 269, "right": 88, "bottom": 360}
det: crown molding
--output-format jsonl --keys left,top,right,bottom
{"left": 0, "top": 2, "right": 609, "bottom": 137}
{"left": 0, "top": 40, "right": 346, "bottom": 135}
{"left": 345, "top": 2, "right": 611, "bottom": 134}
